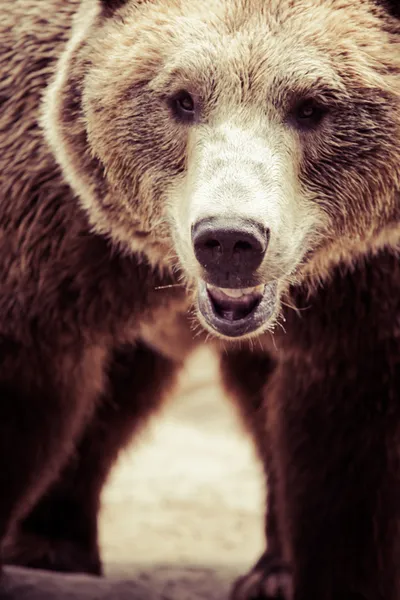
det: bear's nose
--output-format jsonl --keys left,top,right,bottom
{"left": 192, "top": 217, "right": 269, "bottom": 285}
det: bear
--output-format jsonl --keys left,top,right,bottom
{"left": 0, "top": 0, "right": 400, "bottom": 599}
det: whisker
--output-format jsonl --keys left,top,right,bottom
{"left": 256, "top": 337, "right": 265, "bottom": 352}
{"left": 154, "top": 283, "right": 185, "bottom": 290}
{"left": 276, "top": 319, "right": 287, "bottom": 334}
{"left": 281, "top": 300, "right": 311, "bottom": 316}
{"left": 269, "top": 331, "right": 278, "bottom": 351}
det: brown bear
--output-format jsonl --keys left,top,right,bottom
{"left": 0, "top": 0, "right": 400, "bottom": 599}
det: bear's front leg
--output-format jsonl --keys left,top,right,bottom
{"left": 0, "top": 339, "right": 105, "bottom": 572}
{"left": 4, "top": 342, "right": 181, "bottom": 576}
{"left": 220, "top": 349, "right": 292, "bottom": 600}
{"left": 268, "top": 342, "right": 400, "bottom": 600}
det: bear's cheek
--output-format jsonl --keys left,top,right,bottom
{"left": 298, "top": 97, "right": 400, "bottom": 238}
{"left": 84, "top": 84, "right": 188, "bottom": 229}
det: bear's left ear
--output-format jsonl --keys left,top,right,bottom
{"left": 101, "top": 0, "right": 126, "bottom": 11}
{"left": 100, "top": 0, "right": 151, "bottom": 17}
{"left": 378, "top": 0, "right": 400, "bottom": 19}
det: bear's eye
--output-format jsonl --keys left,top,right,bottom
{"left": 170, "top": 90, "right": 196, "bottom": 122}
{"left": 292, "top": 98, "right": 326, "bottom": 129}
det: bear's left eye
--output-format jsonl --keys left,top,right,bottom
{"left": 291, "top": 98, "right": 326, "bottom": 129}
{"left": 170, "top": 90, "right": 196, "bottom": 122}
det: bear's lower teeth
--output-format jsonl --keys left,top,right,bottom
{"left": 206, "top": 284, "right": 265, "bottom": 321}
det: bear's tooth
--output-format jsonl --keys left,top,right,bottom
{"left": 206, "top": 285, "right": 265, "bottom": 299}
{"left": 220, "top": 288, "right": 245, "bottom": 298}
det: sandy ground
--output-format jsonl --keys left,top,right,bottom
{"left": 2, "top": 347, "right": 266, "bottom": 599}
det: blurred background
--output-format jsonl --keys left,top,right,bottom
{"left": 99, "top": 345, "right": 265, "bottom": 591}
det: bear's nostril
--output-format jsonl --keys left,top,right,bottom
{"left": 233, "top": 240, "right": 253, "bottom": 253}
{"left": 205, "top": 239, "right": 222, "bottom": 255}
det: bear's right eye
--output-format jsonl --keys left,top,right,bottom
{"left": 170, "top": 90, "right": 196, "bottom": 123}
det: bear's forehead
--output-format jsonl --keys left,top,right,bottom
{"left": 117, "top": 0, "right": 385, "bottom": 86}
{"left": 168, "top": 0, "right": 381, "bottom": 49}
{"left": 114, "top": 0, "right": 383, "bottom": 57}
{"left": 92, "top": 0, "right": 393, "bottom": 111}
{"left": 146, "top": 5, "right": 353, "bottom": 109}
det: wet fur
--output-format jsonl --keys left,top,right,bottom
{"left": 0, "top": 1, "right": 400, "bottom": 600}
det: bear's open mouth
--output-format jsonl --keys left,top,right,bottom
{"left": 207, "top": 285, "right": 264, "bottom": 321}
{"left": 197, "top": 280, "right": 278, "bottom": 338}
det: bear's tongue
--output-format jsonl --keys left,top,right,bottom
{"left": 206, "top": 284, "right": 265, "bottom": 321}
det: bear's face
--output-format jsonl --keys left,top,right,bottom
{"left": 45, "top": 0, "right": 400, "bottom": 340}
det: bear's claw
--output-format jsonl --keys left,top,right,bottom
{"left": 231, "top": 553, "right": 292, "bottom": 600}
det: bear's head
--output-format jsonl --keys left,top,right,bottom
{"left": 44, "top": 0, "right": 400, "bottom": 340}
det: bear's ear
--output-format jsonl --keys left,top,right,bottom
{"left": 100, "top": 0, "right": 150, "bottom": 17}
{"left": 100, "top": 0, "right": 132, "bottom": 17}
{"left": 377, "top": 0, "right": 400, "bottom": 19}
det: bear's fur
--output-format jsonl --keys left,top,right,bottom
{"left": 0, "top": 1, "right": 400, "bottom": 599}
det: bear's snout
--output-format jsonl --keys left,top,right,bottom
{"left": 191, "top": 216, "right": 269, "bottom": 288}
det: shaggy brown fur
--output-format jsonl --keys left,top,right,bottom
{"left": 0, "top": 1, "right": 400, "bottom": 599}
